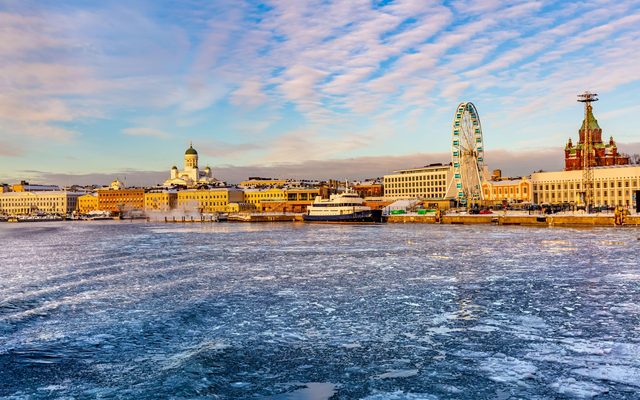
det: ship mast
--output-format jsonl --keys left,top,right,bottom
{"left": 577, "top": 91, "right": 598, "bottom": 212}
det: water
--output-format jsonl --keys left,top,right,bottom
{"left": 1, "top": 222, "right": 639, "bottom": 399}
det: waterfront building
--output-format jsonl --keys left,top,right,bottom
{"left": 96, "top": 179, "right": 144, "bottom": 213}
{"left": 531, "top": 165, "right": 640, "bottom": 207}
{"left": 259, "top": 188, "right": 321, "bottom": 213}
{"left": 482, "top": 178, "right": 532, "bottom": 204}
{"left": 176, "top": 188, "right": 244, "bottom": 213}
{"left": 383, "top": 164, "right": 454, "bottom": 200}
{"left": 564, "top": 102, "right": 629, "bottom": 170}
{"left": 77, "top": 193, "right": 99, "bottom": 214}
{"left": 144, "top": 190, "right": 177, "bottom": 211}
{"left": 163, "top": 143, "right": 218, "bottom": 187}
{"left": 353, "top": 183, "right": 384, "bottom": 198}
{"left": 243, "top": 188, "right": 287, "bottom": 207}
{"left": 0, "top": 191, "right": 82, "bottom": 215}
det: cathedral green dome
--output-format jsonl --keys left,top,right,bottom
{"left": 185, "top": 144, "right": 198, "bottom": 155}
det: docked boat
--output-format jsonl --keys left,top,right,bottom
{"left": 303, "top": 191, "right": 383, "bottom": 223}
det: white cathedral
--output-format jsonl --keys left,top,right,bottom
{"left": 163, "top": 143, "right": 218, "bottom": 187}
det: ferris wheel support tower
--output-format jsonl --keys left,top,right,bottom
{"left": 577, "top": 91, "right": 598, "bottom": 212}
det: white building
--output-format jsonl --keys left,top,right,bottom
{"left": 163, "top": 143, "right": 218, "bottom": 187}
{"left": 0, "top": 191, "right": 83, "bottom": 215}
{"left": 531, "top": 165, "right": 640, "bottom": 207}
{"left": 383, "top": 164, "right": 455, "bottom": 200}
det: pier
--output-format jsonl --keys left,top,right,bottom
{"left": 386, "top": 213, "right": 640, "bottom": 227}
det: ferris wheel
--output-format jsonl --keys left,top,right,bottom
{"left": 450, "top": 102, "right": 485, "bottom": 205}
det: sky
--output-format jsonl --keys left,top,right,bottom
{"left": 1, "top": 0, "right": 640, "bottom": 186}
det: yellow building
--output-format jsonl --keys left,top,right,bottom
{"left": 0, "top": 191, "right": 82, "bottom": 215}
{"left": 259, "top": 188, "right": 321, "bottom": 213}
{"left": 77, "top": 193, "right": 99, "bottom": 214}
{"left": 177, "top": 188, "right": 244, "bottom": 213}
{"left": 532, "top": 165, "right": 640, "bottom": 207}
{"left": 243, "top": 188, "right": 287, "bottom": 206}
{"left": 285, "top": 188, "right": 320, "bottom": 202}
{"left": 383, "top": 164, "right": 454, "bottom": 200}
{"left": 482, "top": 178, "right": 532, "bottom": 204}
{"left": 144, "top": 191, "right": 177, "bottom": 211}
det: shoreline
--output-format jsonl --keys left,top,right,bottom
{"left": 2, "top": 213, "right": 640, "bottom": 227}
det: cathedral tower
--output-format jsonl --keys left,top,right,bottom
{"left": 184, "top": 143, "right": 198, "bottom": 170}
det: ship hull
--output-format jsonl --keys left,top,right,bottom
{"left": 303, "top": 209, "right": 383, "bottom": 223}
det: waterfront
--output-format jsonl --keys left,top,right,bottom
{"left": 1, "top": 223, "right": 639, "bottom": 398}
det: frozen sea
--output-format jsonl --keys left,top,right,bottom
{"left": 1, "top": 222, "right": 639, "bottom": 399}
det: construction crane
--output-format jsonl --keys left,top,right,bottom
{"left": 577, "top": 91, "right": 598, "bottom": 212}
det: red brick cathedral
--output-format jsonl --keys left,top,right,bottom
{"left": 564, "top": 102, "right": 629, "bottom": 170}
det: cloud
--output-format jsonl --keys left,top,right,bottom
{"left": 20, "top": 169, "right": 168, "bottom": 188}
{"left": 230, "top": 80, "right": 268, "bottom": 107}
{"left": 0, "top": 3, "right": 190, "bottom": 143}
{"left": 122, "top": 127, "right": 171, "bottom": 139}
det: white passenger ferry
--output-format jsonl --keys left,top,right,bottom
{"left": 303, "top": 191, "right": 382, "bottom": 223}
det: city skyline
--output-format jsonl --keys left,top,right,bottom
{"left": 2, "top": 0, "right": 640, "bottom": 185}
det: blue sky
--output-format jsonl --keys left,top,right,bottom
{"left": 1, "top": 0, "right": 640, "bottom": 185}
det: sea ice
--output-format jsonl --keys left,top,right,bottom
{"left": 550, "top": 378, "right": 609, "bottom": 399}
